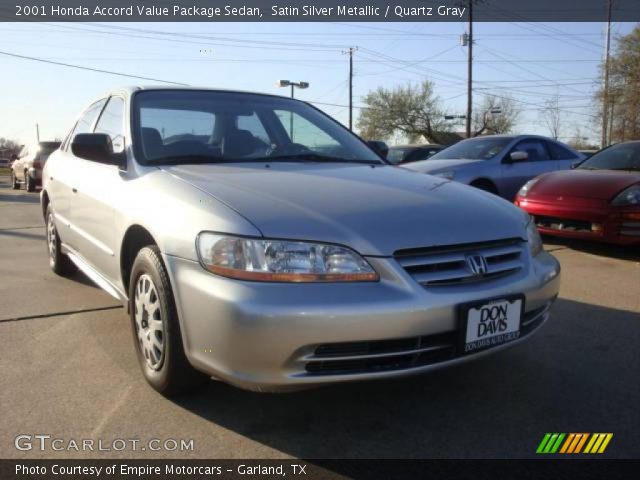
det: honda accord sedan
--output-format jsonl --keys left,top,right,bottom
{"left": 41, "top": 87, "right": 560, "bottom": 395}
{"left": 403, "top": 135, "right": 584, "bottom": 200}
{"left": 515, "top": 141, "right": 640, "bottom": 245}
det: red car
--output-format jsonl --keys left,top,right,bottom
{"left": 514, "top": 141, "right": 640, "bottom": 246}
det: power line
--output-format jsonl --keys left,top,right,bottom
{"left": 0, "top": 50, "right": 189, "bottom": 86}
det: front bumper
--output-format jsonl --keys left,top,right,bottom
{"left": 165, "top": 250, "right": 560, "bottom": 391}
{"left": 516, "top": 196, "right": 640, "bottom": 246}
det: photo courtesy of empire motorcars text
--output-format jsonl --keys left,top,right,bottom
{"left": 0, "top": 1, "right": 639, "bottom": 479}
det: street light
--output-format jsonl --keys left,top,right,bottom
{"left": 277, "top": 80, "right": 309, "bottom": 139}
{"left": 277, "top": 80, "right": 309, "bottom": 98}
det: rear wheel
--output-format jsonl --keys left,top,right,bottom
{"left": 46, "top": 205, "right": 77, "bottom": 276}
{"left": 25, "top": 172, "right": 35, "bottom": 192}
{"left": 11, "top": 170, "right": 19, "bottom": 189}
{"left": 129, "top": 246, "right": 207, "bottom": 396}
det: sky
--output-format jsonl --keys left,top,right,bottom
{"left": 0, "top": 21, "right": 636, "bottom": 147}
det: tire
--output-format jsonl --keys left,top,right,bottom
{"left": 46, "top": 205, "right": 77, "bottom": 276}
{"left": 470, "top": 179, "right": 498, "bottom": 196}
{"left": 11, "top": 170, "right": 19, "bottom": 189}
{"left": 25, "top": 172, "right": 35, "bottom": 192}
{"left": 128, "top": 246, "right": 207, "bottom": 396}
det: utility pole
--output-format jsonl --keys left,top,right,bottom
{"left": 465, "top": 0, "right": 473, "bottom": 139}
{"left": 35, "top": 123, "right": 40, "bottom": 142}
{"left": 601, "top": 0, "right": 612, "bottom": 148}
{"left": 344, "top": 47, "right": 357, "bottom": 131}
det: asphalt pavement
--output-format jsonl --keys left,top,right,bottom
{"left": 1, "top": 175, "right": 638, "bottom": 460}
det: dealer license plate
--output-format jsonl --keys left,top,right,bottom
{"left": 461, "top": 297, "right": 523, "bottom": 354}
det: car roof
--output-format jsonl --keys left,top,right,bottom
{"left": 463, "top": 134, "right": 571, "bottom": 143}
{"left": 390, "top": 144, "right": 443, "bottom": 149}
{"left": 101, "top": 85, "right": 297, "bottom": 102}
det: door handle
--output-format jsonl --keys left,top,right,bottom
{"left": 72, "top": 188, "right": 78, "bottom": 194}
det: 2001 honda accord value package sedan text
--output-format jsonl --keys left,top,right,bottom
{"left": 41, "top": 87, "right": 560, "bottom": 395}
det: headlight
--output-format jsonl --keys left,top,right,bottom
{"left": 526, "top": 218, "right": 543, "bottom": 256}
{"left": 518, "top": 178, "right": 540, "bottom": 198}
{"left": 434, "top": 171, "right": 455, "bottom": 180}
{"left": 611, "top": 184, "right": 640, "bottom": 206}
{"left": 196, "top": 233, "right": 379, "bottom": 282}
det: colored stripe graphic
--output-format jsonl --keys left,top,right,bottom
{"left": 574, "top": 433, "right": 589, "bottom": 453}
{"left": 559, "top": 433, "right": 575, "bottom": 453}
{"left": 536, "top": 433, "right": 565, "bottom": 453}
{"left": 584, "top": 433, "right": 614, "bottom": 454}
{"left": 538, "top": 433, "right": 613, "bottom": 454}
{"left": 536, "top": 433, "right": 552, "bottom": 453}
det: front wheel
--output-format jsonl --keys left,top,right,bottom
{"left": 470, "top": 179, "right": 498, "bottom": 196}
{"left": 25, "top": 172, "right": 35, "bottom": 192}
{"left": 46, "top": 205, "right": 77, "bottom": 276}
{"left": 129, "top": 246, "right": 207, "bottom": 396}
{"left": 11, "top": 170, "right": 19, "bottom": 189}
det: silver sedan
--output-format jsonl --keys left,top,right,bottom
{"left": 41, "top": 87, "right": 560, "bottom": 395}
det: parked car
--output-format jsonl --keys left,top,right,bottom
{"left": 387, "top": 144, "right": 443, "bottom": 165}
{"left": 11, "top": 141, "right": 61, "bottom": 191}
{"left": 515, "top": 140, "right": 640, "bottom": 246}
{"left": 42, "top": 87, "right": 560, "bottom": 395}
{"left": 402, "top": 135, "right": 585, "bottom": 200}
{"left": 578, "top": 149, "right": 599, "bottom": 158}
{"left": 366, "top": 140, "right": 389, "bottom": 159}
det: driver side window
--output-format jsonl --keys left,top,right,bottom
{"left": 512, "top": 140, "right": 550, "bottom": 162}
{"left": 94, "top": 97, "right": 125, "bottom": 154}
{"left": 67, "top": 98, "right": 107, "bottom": 149}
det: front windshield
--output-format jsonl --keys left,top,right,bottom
{"left": 578, "top": 142, "right": 640, "bottom": 171}
{"left": 429, "top": 137, "right": 511, "bottom": 160}
{"left": 132, "top": 90, "right": 382, "bottom": 165}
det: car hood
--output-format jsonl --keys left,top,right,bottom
{"left": 402, "top": 158, "right": 485, "bottom": 173}
{"left": 529, "top": 169, "right": 640, "bottom": 200}
{"left": 161, "top": 163, "right": 526, "bottom": 256}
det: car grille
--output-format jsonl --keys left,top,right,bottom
{"left": 305, "top": 332, "right": 457, "bottom": 375}
{"left": 620, "top": 221, "right": 640, "bottom": 237}
{"left": 394, "top": 238, "right": 524, "bottom": 287}
{"left": 535, "top": 215, "right": 594, "bottom": 233}
{"left": 303, "top": 301, "right": 552, "bottom": 376}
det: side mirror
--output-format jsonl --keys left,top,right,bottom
{"left": 506, "top": 150, "right": 528, "bottom": 163}
{"left": 71, "top": 133, "right": 124, "bottom": 168}
{"left": 367, "top": 140, "right": 389, "bottom": 159}
{"left": 570, "top": 159, "right": 586, "bottom": 169}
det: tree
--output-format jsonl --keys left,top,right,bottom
{"left": 540, "top": 94, "right": 562, "bottom": 140}
{"left": 567, "top": 127, "right": 598, "bottom": 151}
{"left": 472, "top": 94, "right": 520, "bottom": 136}
{"left": 0, "top": 137, "right": 21, "bottom": 158}
{"left": 596, "top": 25, "right": 640, "bottom": 144}
{"left": 0, "top": 137, "right": 20, "bottom": 151}
{"left": 356, "top": 81, "right": 451, "bottom": 144}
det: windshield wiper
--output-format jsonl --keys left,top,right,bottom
{"left": 259, "top": 153, "right": 381, "bottom": 164}
{"left": 149, "top": 154, "right": 228, "bottom": 165}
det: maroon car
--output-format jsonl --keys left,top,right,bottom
{"left": 514, "top": 141, "right": 640, "bottom": 246}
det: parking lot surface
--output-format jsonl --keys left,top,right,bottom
{"left": 1, "top": 176, "right": 638, "bottom": 459}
